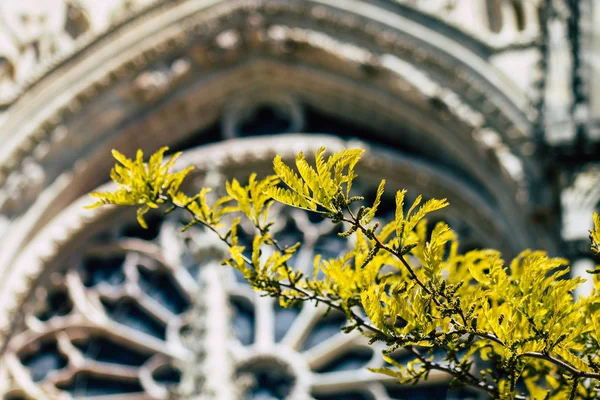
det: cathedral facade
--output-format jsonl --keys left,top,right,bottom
{"left": 0, "top": 0, "right": 597, "bottom": 398}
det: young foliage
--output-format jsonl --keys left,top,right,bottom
{"left": 89, "top": 146, "right": 600, "bottom": 400}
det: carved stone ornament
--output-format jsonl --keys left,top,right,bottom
{"left": 0, "top": 0, "right": 162, "bottom": 106}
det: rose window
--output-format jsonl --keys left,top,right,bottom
{"left": 0, "top": 135, "right": 497, "bottom": 400}
{"left": 2, "top": 196, "right": 485, "bottom": 400}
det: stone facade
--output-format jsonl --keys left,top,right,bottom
{"left": 0, "top": 1, "right": 596, "bottom": 399}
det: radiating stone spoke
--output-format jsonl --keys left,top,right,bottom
{"left": 116, "top": 239, "right": 164, "bottom": 260}
{"left": 102, "top": 321, "right": 188, "bottom": 362}
{"left": 171, "top": 268, "right": 201, "bottom": 301}
{"left": 8, "top": 315, "right": 96, "bottom": 350}
{"left": 134, "top": 293, "right": 175, "bottom": 326}
{"left": 45, "top": 361, "right": 141, "bottom": 389}
{"left": 303, "top": 330, "right": 362, "bottom": 370}
{"left": 366, "top": 382, "right": 393, "bottom": 400}
{"left": 281, "top": 303, "right": 327, "bottom": 350}
{"left": 5, "top": 353, "right": 52, "bottom": 400}
{"left": 195, "top": 265, "right": 236, "bottom": 399}
{"left": 72, "top": 362, "right": 140, "bottom": 380}
{"left": 82, "top": 394, "right": 153, "bottom": 400}
{"left": 311, "top": 369, "right": 448, "bottom": 394}
{"left": 55, "top": 331, "right": 85, "bottom": 369}
{"left": 157, "top": 222, "right": 202, "bottom": 301}
{"left": 66, "top": 270, "right": 107, "bottom": 325}
{"left": 228, "top": 339, "right": 250, "bottom": 362}
{"left": 229, "top": 284, "right": 256, "bottom": 299}
{"left": 254, "top": 295, "right": 275, "bottom": 350}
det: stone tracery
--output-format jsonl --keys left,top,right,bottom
{"left": 2, "top": 194, "right": 457, "bottom": 399}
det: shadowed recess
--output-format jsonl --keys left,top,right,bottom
{"left": 301, "top": 311, "right": 347, "bottom": 351}
{"left": 385, "top": 384, "right": 452, "bottom": 400}
{"left": 101, "top": 298, "right": 167, "bottom": 340}
{"left": 121, "top": 214, "right": 163, "bottom": 241}
{"left": 56, "top": 373, "right": 144, "bottom": 396}
{"left": 276, "top": 217, "right": 305, "bottom": 249}
{"left": 231, "top": 296, "right": 255, "bottom": 346}
{"left": 138, "top": 266, "right": 189, "bottom": 314}
{"left": 20, "top": 341, "right": 68, "bottom": 382}
{"left": 274, "top": 217, "right": 304, "bottom": 269}
{"left": 36, "top": 289, "right": 72, "bottom": 321}
{"left": 314, "top": 347, "right": 373, "bottom": 373}
{"left": 238, "top": 105, "right": 293, "bottom": 137}
{"left": 313, "top": 391, "right": 372, "bottom": 400}
{"left": 81, "top": 255, "right": 126, "bottom": 287}
{"left": 4, "top": 393, "right": 27, "bottom": 400}
{"left": 153, "top": 365, "right": 182, "bottom": 385}
{"left": 313, "top": 233, "right": 347, "bottom": 261}
{"left": 236, "top": 357, "right": 296, "bottom": 400}
{"left": 72, "top": 336, "right": 151, "bottom": 366}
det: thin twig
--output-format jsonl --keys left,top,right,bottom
{"left": 522, "top": 352, "right": 600, "bottom": 380}
{"left": 406, "top": 346, "right": 499, "bottom": 397}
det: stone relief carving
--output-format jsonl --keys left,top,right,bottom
{"left": 0, "top": 0, "right": 70, "bottom": 102}
{"left": 0, "top": 0, "right": 550, "bottom": 335}
{"left": 0, "top": 0, "right": 594, "bottom": 396}
{"left": 394, "top": 0, "right": 540, "bottom": 48}
{"left": 561, "top": 165, "right": 600, "bottom": 241}
{"left": 0, "top": 0, "right": 159, "bottom": 106}
{"left": 0, "top": 158, "right": 46, "bottom": 213}
{"left": 130, "top": 58, "right": 192, "bottom": 104}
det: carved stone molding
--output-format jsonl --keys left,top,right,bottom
{"left": 130, "top": 58, "right": 192, "bottom": 104}
{"left": 0, "top": 0, "right": 541, "bottom": 205}
{"left": 0, "top": 0, "right": 166, "bottom": 107}
{"left": 391, "top": 0, "right": 541, "bottom": 51}
{"left": 561, "top": 165, "right": 600, "bottom": 241}
{"left": 0, "top": 0, "right": 543, "bottom": 111}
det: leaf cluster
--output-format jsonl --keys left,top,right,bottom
{"left": 89, "top": 146, "right": 600, "bottom": 399}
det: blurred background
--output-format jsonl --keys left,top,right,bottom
{"left": 0, "top": 0, "right": 597, "bottom": 398}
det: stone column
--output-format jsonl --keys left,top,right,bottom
{"left": 561, "top": 167, "right": 600, "bottom": 296}
{"left": 582, "top": 0, "right": 600, "bottom": 138}
{"left": 544, "top": 0, "right": 575, "bottom": 145}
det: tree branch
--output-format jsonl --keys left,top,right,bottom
{"left": 521, "top": 352, "right": 600, "bottom": 380}
{"left": 167, "top": 192, "right": 596, "bottom": 398}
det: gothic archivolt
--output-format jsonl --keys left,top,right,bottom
{"left": 0, "top": 0, "right": 540, "bottom": 109}
{"left": 0, "top": 0, "right": 541, "bottom": 180}
{"left": 0, "top": 0, "right": 549, "bottom": 244}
